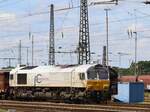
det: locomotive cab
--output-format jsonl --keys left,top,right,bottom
{"left": 86, "top": 65, "right": 110, "bottom": 91}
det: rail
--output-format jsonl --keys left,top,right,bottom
{"left": 0, "top": 100, "right": 149, "bottom": 112}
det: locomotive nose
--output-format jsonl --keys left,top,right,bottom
{"left": 86, "top": 80, "right": 110, "bottom": 91}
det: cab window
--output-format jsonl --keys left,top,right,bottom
{"left": 97, "top": 69, "right": 108, "bottom": 79}
{"left": 87, "top": 69, "right": 96, "bottom": 80}
{"left": 87, "top": 67, "right": 108, "bottom": 80}
{"left": 79, "top": 73, "right": 85, "bottom": 80}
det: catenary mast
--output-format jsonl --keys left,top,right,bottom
{"left": 78, "top": 0, "right": 91, "bottom": 64}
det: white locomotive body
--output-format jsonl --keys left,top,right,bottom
{"left": 9, "top": 65, "right": 92, "bottom": 88}
{"left": 8, "top": 64, "right": 112, "bottom": 102}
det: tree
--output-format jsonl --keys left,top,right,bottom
{"left": 118, "top": 61, "right": 150, "bottom": 75}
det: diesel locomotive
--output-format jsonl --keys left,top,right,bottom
{"left": 0, "top": 64, "right": 118, "bottom": 103}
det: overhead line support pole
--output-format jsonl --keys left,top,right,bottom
{"left": 18, "top": 40, "right": 22, "bottom": 65}
{"left": 32, "top": 35, "right": 34, "bottom": 66}
{"left": 104, "top": 8, "right": 111, "bottom": 67}
{"left": 78, "top": 0, "right": 91, "bottom": 65}
{"left": 49, "top": 4, "right": 55, "bottom": 65}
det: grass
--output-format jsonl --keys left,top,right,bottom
{"left": 145, "top": 92, "right": 150, "bottom": 98}
{"left": 144, "top": 92, "right": 150, "bottom": 104}
{"left": 0, "top": 109, "right": 7, "bottom": 112}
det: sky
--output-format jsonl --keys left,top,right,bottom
{"left": 0, "top": 0, "right": 150, "bottom": 68}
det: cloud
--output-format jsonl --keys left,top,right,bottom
{"left": 0, "top": 12, "right": 16, "bottom": 22}
{"left": 0, "top": 12, "right": 15, "bottom": 18}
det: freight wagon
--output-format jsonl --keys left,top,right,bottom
{"left": 119, "top": 75, "right": 150, "bottom": 91}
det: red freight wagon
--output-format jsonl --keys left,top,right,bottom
{"left": 119, "top": 75, "right": 150, "bottom": 91}
{"left": 119, "top": 76, "right": 136, "bottom": 82}
{"left": 0, "top": 70, "right": 9, "bottom": 93}
{"left": 138, "top": 75, "right": 150, "bottom": 91}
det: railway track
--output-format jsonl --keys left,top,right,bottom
{"left": 145, "top": 97, "right": 150, "bottom": 101}
{"left": 0, "top": 100, "right": 149, "bottom": 112}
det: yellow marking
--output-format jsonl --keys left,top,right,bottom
{"left": 86, "top": 80, "right": 110, "bottom": 91}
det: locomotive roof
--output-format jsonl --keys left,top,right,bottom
{"left": 11, "top": 64, "right": 97, "bottom": 73}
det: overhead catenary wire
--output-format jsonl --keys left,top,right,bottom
{"left": 0, "top": 0, "right": 150, "bottom": 66}
{"left": 0, "top": 12, "right": 150, "bottom": 31}
{"left": 0, "top": 0, "right": 149, "bottom": 24}
{"left": 0, "top": 0, "right": 148, "bottom": 28}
